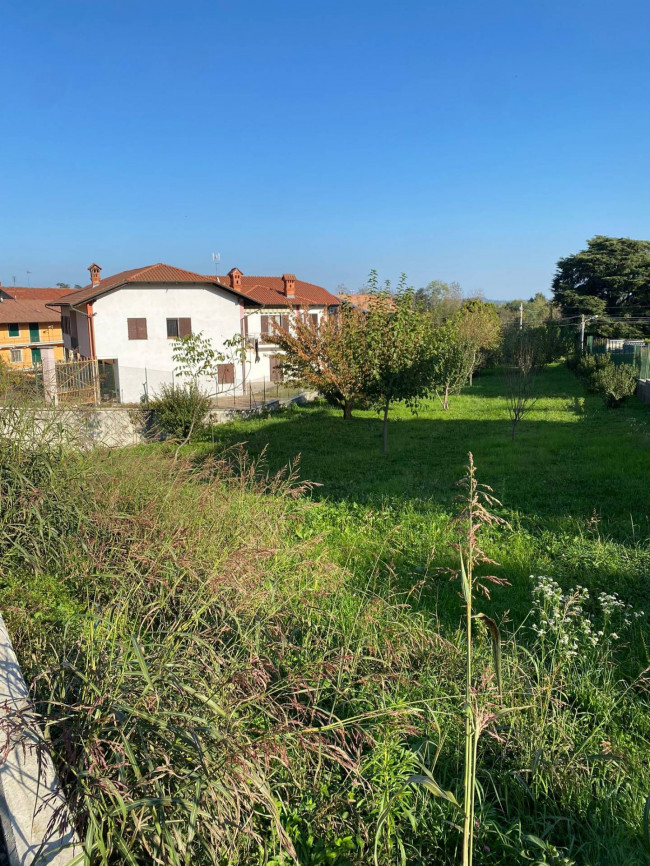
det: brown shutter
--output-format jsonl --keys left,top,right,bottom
{"left": 310, "top": 313, "right": 318, "bottom": 327}
{"left": 179, "top": 318, "right": 192, "bottom": 338}
{"left": 217, "top": 363, "right": 235, "bottom": 384}
{"left": 270, "top": 357, "right": 282, "bottom": 382}
{"left": 242, "top": 316, "right": 248, "bottom": 337}
{"left": 260, "top": 315, "right": 269, "bottom": 338}
{"left": 128, "top": 318, "right": 148, "bottom": 339}
{"left": 280, "top": 315, "right": 290, "bottom": 331}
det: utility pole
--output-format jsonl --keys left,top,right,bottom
{"left": 519, "top": 302, "right": 523, "bottom": 331}
{"left": 580, "top": 314, "right": 586, "bottom": 353}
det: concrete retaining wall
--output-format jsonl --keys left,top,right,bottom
{"left": 637, "top": 379, "right": 650, "bottom": 404}
{"left": 0, "top": 391, "right": 320, "bottom": 450}
{"left": 0, "top": 615, "right": 78, "bottom": 865}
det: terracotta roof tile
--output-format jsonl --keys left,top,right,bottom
{"left": 218, "top": 274, "right": 340, "bottom": 308}
{"left": 2, "top": 287, "right": 71, "bottom": 302}
{"left": 48, "top": 264, "right": 248, "bottom": 307}
{"left": 0, "top": 297, "right": 61, "bottom": 324}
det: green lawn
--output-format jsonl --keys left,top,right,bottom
{"left": 202, "top": 364, "right": 650, "bottom": 626}
{"left": 4, "top": 363, "right": 649, "bottom": 865}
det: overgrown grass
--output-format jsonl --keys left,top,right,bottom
{"left": 1, "top": 364, "right": 649, "bottom": 864}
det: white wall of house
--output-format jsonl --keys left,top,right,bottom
{"left": 91, "top": 284, "right": 244, "bottom": 403}
{"left": 243, "top": 306, "right": 326, "bottom": 385}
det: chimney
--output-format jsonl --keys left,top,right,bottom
{"left": 228, "top": 267, "right": 243, "bottom": 290}
{"left": 282, "top": 273, "right": 296, "bottom": 299}
{"left": 88, "top": 263, "right": 102, "bottom": 287}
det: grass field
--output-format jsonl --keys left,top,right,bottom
{"left": 3, "top": 363, "right": 649, "bottom": 865}
{"left": 204, "top": 364, "right": 650, "bottom": 624}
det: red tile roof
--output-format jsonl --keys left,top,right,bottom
{"left": 0, "top": 297, "right": 61, "bottom": 325}
{"left": 220, "top": 273, "right": 340, "bottom": 308}
{"left": 337, "top": 292, "right": 395, "bottom": 311}
{"left": 48, "top": 264, "right": 250, "bottom": 307}
{"left": 2, "top": 286, "right": 72, "bottom": 302}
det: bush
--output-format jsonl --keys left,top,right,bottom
{"left": 592, "top": 361, "right": 637, "bottom": 407}
{"left": 576, "top": 353, "right": 611, "bottom": 391}
{"left": 147, "top": 382, "right": 211, "bottom": 439}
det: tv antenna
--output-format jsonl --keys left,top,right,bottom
{"left": 26, "top": 270, "right": 32, "bottom": 287}
{"left": 212, "top": 253, "right": 221, "bottom": 277}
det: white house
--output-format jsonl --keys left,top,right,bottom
{"left": 221, "top": 268, "right": 340, "bottom": 384}
{"left": 50, "top": 263, "right": 340, "bottom": 403}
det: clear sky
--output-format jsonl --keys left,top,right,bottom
{"left": 2, "top": 0, "right": 650, "bottom": 299}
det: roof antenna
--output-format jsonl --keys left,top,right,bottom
{"left": 26, "top": 270, "right": 32, "bottom": 287}
{"left": 212, "top": 253, "right": 220, "bottom": 278}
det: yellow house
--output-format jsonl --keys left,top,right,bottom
{"left": 0, "top": 286, "right": 68, "bottom": 369}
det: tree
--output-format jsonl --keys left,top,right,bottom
{"left": 56, "top": 282, "right": 70, "bottom": 288}
{"left": 414, "top": 279, "right": 463, "bottom": 324}
{"left": 456, "top": 299, "right": 502, "bottom": 385}
{"left": 431, "top": 320, "right": 475, "bottom": 410}
{"left": 270, "top": 306, "right": 370, "bottom": 419}
{"left": 503, "top": 330, "right": 537, "bottom": 440}
{"left": 552, "top": 236, "right": 650, "bottom": 337}
{"left": 362, "top": 290, "right": 438, "bottom": 453}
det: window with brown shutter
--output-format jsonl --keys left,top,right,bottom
{"left": 270, "top": 356, "right": 282, "bottom": 382}
{"left": 217, "top": 363, "right": 235, "bottom": 385}
{"left": 280, "top": 315, "right": 289, "bottom": 331}
{"left": 179, "top": 318, "right": 192, "bottom": 338}
{"left": 127, "top": 318, "right": 148, "bottom": 340}
{"left": 260, "top": 315, "right": 269, "bottom": 339}
{"left": 310, "top": 313, "right": 319, "bottom": 328}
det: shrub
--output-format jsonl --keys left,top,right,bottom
{"left": 592, "top": 361, "right": 637, "bottom": 407}
{"left": 575, "top": 353, "right": 610, "bottom": 390}
{"left": 147, "top": 382, "right": 211, "bottom": 439}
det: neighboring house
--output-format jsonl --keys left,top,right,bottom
{"left": 49, "top": 263, "right": 255, "bottom": 402}
{"left": 49, "top": 263, "right": 340, "bottom": 403}
{"left": 219, "top": 268, "right": 340, "bottom": 383}
{"left": 0, "top": 284, "right": 69, "bottom": 369}
{"left": 336, "top": 293, "right": 395, "bottom": 311}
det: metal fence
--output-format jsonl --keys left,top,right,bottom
{"left": 588, "top": 338, "right": 650, "bottom": 379}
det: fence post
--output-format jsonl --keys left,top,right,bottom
{"left": 41, "top": 347, "right": 58, "bottom": 406}
{"left": 92, "top": 359, "right": 100, "bottom": 405}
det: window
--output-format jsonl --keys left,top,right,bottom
{"left": 31, "top": 348, "right": 41, "bottom": 365}
{"left": 310, "top": 313, "right": 319, "bottom": 328}
{"left": 29, "top": 322, "right": 40, "bottom": 342}
{"left": 61, "top": 315, "right": 70, "bottom": 335}
{"left": 9, "top": 348, "right": 22, "bottom": 364}
{"left": 167, "top": 318, "right": 191, "bottom": 339}
{"left": 8, "top": 323, "right": 19, "bottom": 337}
{"left": 127, "top": 318, "right": 148, "bottom": 340}
{"left": 217, "top": 363, "right": 235, "bottom": 385}
{"left": 260, "top": 314, "right": 288, "bottom": 340}
{"left": 270, "top": 356, "right": 283, "bottom": 382}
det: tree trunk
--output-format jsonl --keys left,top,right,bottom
{"left": 382, "top": 402, "right": 389, "bottom": 454}
{"left": 343, "top": 401, "right": 353, "bottom": 420}
{"left": 469, "top": 370, "right": 473, "bottom": 387}
{"left": 443, "top": 384, "right": 449, "bottom": 410}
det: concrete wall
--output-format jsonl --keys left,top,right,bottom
{"left": 637, "top": 379, "right": 650, "bottom": 404}
{"left": 0, "top": 614, "right": 78, "bottom": 864}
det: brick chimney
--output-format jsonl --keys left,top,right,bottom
{"left": 282, "top": 273, "right": 296, "bottom": 299}
{"left": 88, "top": 263, "right": 102, "bottom": 287}
{"left": 228, "top": 267, "right": 243, "bottom": 290}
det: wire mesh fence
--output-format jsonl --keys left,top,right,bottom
{"left": 588, "top": 338, "right": 650, "bottom": 380}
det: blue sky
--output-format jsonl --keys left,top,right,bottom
{"left": 2, "top": 0, "right": 649, "bottom": 299}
